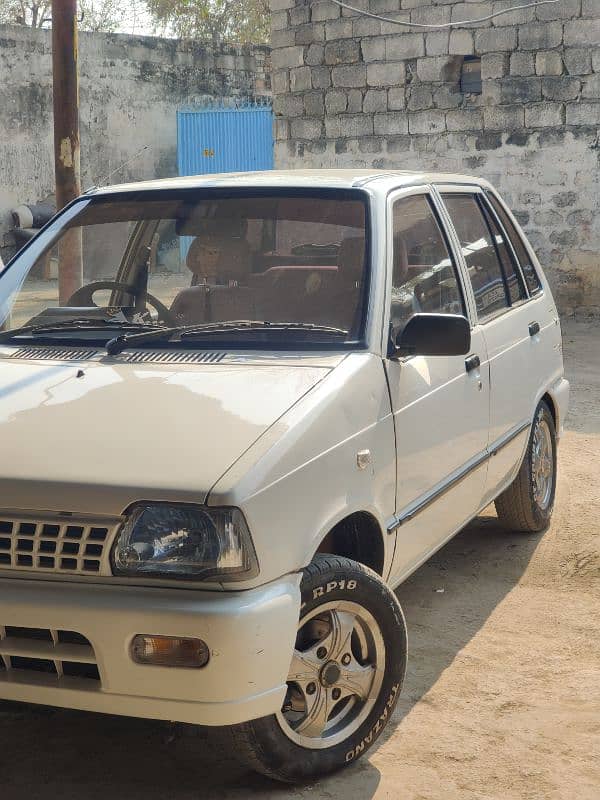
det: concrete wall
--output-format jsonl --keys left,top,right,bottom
{"left": 271, "top": 0, "right": 600, "bottom": 314}
{"left": 0, "top": 24, "right": 270, "bottom": 257}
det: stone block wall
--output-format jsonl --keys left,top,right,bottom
{"left": 271, "top": 0, "right": 600, "bottom": 314}
{"left": 0, "top": 24, "right": 270, "bottom": 256}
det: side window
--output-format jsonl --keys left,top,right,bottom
{"left": 390, "top": 194, "right": 463, "bottom": 332}
{"left": 442, "top": 193, "right": 509, "bottom": 322}
{"left": 479, "top": 200, "right": 527, "bottom": 305}
{"left": 486, "top": 192, "right": 542, "bottom": 296}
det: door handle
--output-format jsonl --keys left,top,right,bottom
{"left": 465, "top": 354, "right": 480, "bottom": 373}
{"left": 529, "top": 321, "right": 540, "bottom": 337}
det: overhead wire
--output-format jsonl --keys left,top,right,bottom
{"left": 328, "top": 0, "right": 562, "bottom": 30}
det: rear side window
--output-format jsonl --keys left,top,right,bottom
{"left": 479, "top": 200, "right": 526, "bottom": 305}
{"left": 486, "top": 192, "right": 542, "bottom": 296}
{"left": 442, "top": 194, "right": 509, "bottom": 322}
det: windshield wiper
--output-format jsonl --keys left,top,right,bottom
{"left": 0, "top": 318, "right": 158, "bottom": 344}
{"left": 105, "top": 320, "right": 349, "bottom": 356}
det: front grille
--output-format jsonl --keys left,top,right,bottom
{"left": 0, "top": 513, "right": 120, "bottom": 576}
{"left": 0, "top": 625, "right": 100, "bottom": 682}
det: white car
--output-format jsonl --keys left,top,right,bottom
{"left": 0, "top": 171, "right": 568, "bottom": 782}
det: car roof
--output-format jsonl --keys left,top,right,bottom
{"left": 92, "top": 169, "right": 493, "bottom": 196}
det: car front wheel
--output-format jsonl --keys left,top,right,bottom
{"left": 225, "top": 554, "right": 407, "bottom": 783}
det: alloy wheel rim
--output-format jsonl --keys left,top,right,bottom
{"left": 276, "top": 600, "right": 385, "bottom": 750}
{"left": 532, "top": 417, "right": 553, "bottom": 510}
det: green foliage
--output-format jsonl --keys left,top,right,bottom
{"left": 0, "top": 0, "right": 146, "bottom": 31}
{"left": 144, "top": 0, "right": 270, "bottom": 44}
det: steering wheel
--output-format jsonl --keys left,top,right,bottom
{"left": 66, "top": 281, "right": 177, "bottom": 326}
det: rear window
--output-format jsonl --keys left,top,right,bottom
{"left": 486, "top": 192, "right": 542, "bottom": 296}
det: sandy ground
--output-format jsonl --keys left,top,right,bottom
{"left": 1, "top": 319, "right": 598, "bottom": 800}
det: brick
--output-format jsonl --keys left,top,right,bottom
{"left": 475, "top": 26, "right": 518, "bottom": 52}
{"left": 271, "top": 28, "right": 295, "bottom": 49}
{"left": 290, "top": 66, "right": 312, "bottom": 92}
{"left": 304, "top": 91, "right": 325, "bottom": 117}
{"left": 311, "top": 1, "right": 340, "bottom": 22}
{"left": 325, "top": 18, "right": 353, "bottom": 39}
{"left": 363, "top": 89, "right": 388, "bottom": 112}
{"left": 565, "top": 19, "right": 600, "bottom": 47}
{"left": 449, "top": 29, "right": 474, "bottom": 55}
{"left": 416, "top": 56, "right": 462, "bottom": 83}
{"left": 451, "top": 2, "right": 494, "bottom": 29}
{"left": 325, "top": 89, "right": 347, "bottom": 114}
{"left": 565, "top": 102, "right": 600, "bottom": 125}
{"left": 483, "top": 104, "right": 525, "bottom": 128}
{"left": 407, "top": 85, "right": 434, "bottom": 110}
{"left": 361, "top": 37, "right": 386, "bottom": 62}
{"left": 274, "top": 118, "right": 289, "bottom": 141}
{"left": 272, "top": 46, "right": 305, "bottom": 70}
{"left": 312, "top": 66, "right": 332, "bottom": 89}
{"left": 271, "top": 10, "right": 289, "bottom": 31}
{"left": 510, "top": 52, "right": 535, "bottom": 76}
{"left": 291, "top": 118, "right": 324, "bottom": 140}
{"left": 374, "top": 111, "right": 409, "bottom": 134}
{"left": 325, "top": 114, "right": 373, "bottom": 138}
{"left": 331, "top": 64, "right": 366, "bottom": 87}
{"left": 491, "top": 0, "right": 535, "bottom": 26}
{"left": 305, "top": 44, "right": 324, "bottom": 66}
{"left": 295, "top": 23, "right": 325, "bottom": 45}
{"left": 324, "top": 39, "right": 361, "bottom": 65}
{"left": 433, "top": 85, "right": 463, "bottom": 108}
{"left": 367, "top": 61, "right": 406, "bottom": 86}
{"left": 379, "top": 12, "right": 411, "bottom": 35}
{"left": 582, "top": 74, "right": 600, "bottom": 99}
{"left": 481, "top": 53, "right": 509, "bottom": 80}
{"left": 534, "top": 209, "right": 563, "bottom": 226}
{"left": 582, "top": 0, "right": 598, "bottom": 15}
{"left": 563, "top": 48, "right": 592, "bottom": 76}
{"left": 273, "top": 94, "right": 304, "bottom": 117}
{"left": 593, "top": 51, "right": 600, "bottom": 73}
{"left": 371, "top": 0, "right": 401, "bottom": 11}
{"left": 410, "top": 6, "right": 451, "bottom": 26}
{"left": 524, "top": 102, "right": 564, "bottom": 127}
{"left": 271, "top": 0, "right": 294, "bottom": 9}
{"left": 388, "top": 87, "right": 406, "bottom": 109}
{"left": 289, "top": 5, "right": 310, "bottom": 26}
{"left": 359, "top": 137, "right": 383, "bottom": 154}
{"left": 408, "top": 109, "right": 446, "bottom": 134}
{"left": 446, "top": 108, "right": 483, "bottom": 131}
{"left": 353, "top": 17, "right": 382, "bottom": 37}
{"left": 536, "top": 0, "right": 580, "bottom": 20}
{"left": 386, "top": 33, "right": 425, "bottom": 60}
{"left": 519, "top": 22, "right": 563, "bottom": 50}
{"left": 426, "top": 31, "right": 450, "bottom": 56}
{"left": 542, "top": 76, "right": 582, "bottom": 102}
{"left": 271, "top": 69, "right": 289, "bottom": 94}
{"left": 501, "top": 77, "right": 542, "bottom": 103}
{"left": 386, "top": 134, "right": 411, "bottom": 153}
{"left": 347, "top": 88, "right": 363, "bottom": 112}
{"left": 535, "top": 51, "right": 564, "bottom": 76}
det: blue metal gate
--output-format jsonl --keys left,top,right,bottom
{"left": 177, "top": 103, "right": 274, "bottom": 177}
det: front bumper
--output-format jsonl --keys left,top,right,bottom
{"left": 0, "top": 574, "right": 301, "bottom": 726}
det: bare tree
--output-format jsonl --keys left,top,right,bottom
{"left": 0, "top": 1, "right": 52, "bottom": 27}
{"left": 0, "top": 0, "right": 146, "bottom": 31}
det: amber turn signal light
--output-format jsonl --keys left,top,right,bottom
{"left": 131, "top": 634, "right": 210, "bottom": 668}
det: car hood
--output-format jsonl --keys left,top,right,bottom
{"left": 0, "top": 352, "right": 337, "bottom": 515}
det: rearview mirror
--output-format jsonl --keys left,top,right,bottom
{"left": 389, "top": 313, "right": 471, "bottom": 359}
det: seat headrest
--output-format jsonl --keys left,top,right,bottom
{"left": 186, "top": 234, "right": 250, "bottom": 284}
{"left": 337, "top": 236, "right": 366, "bottom": 286}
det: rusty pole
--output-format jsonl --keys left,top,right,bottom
{"left": 52, "top": 0, "right": 82, "bottom": 303}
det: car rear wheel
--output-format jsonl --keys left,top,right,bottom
{"left": 225, "top": 554, "right": 407, "bottom": 783}
{"left": 495, "top": 400, "right": 557, "bottom": 533}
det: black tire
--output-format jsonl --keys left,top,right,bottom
{"left": 495, "top": 401, "right": 557, "bottom": 533}
{"left": 225, "top": 554, "right": 407, "bottom": 783}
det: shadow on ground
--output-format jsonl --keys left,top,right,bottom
{"left": 0, "top": 508, "right": 544, "bottom": 800}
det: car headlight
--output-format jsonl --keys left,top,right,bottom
{"left": 111, "top": 504, "right": 258, "bottom": 581}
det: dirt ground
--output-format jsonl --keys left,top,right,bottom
{"left": 1, "top": 319, "right": 598, "bottom": 800}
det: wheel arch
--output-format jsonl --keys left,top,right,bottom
{"left": 314, "top": 511, "right": 386, "bottom": 577}
{"left": 541, "top": 391, "right": 557, "bottom": 428}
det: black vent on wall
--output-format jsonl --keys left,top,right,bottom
{"left": 460, "top": 56, "right": 482, "bottom": 94}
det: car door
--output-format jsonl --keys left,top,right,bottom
{"left": 385, "top": 187, "right": 489, "bottom": 586}
{"left": 438, "top": 187, "right": 545, "bottom": 506}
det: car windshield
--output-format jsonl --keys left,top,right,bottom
{"left": 0, "top": 188, "right": 370, "bottom": 349}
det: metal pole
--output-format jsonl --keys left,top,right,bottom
{"left": 52, "top": 0, "right": 82, "bottom": 303}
